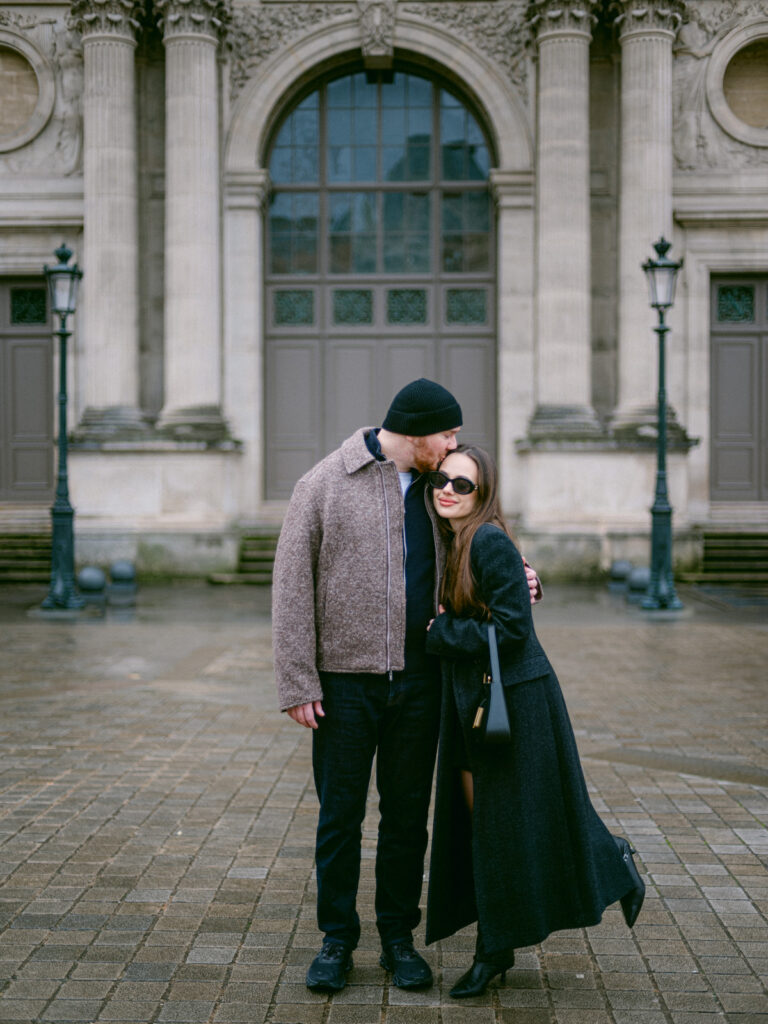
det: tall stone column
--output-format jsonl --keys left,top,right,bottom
{"left": 156, "top": 0, "right": 229, "bottom": 440}
{"left": 528, "top": 0, "right": 602, "bottom": 438}
{"left": 71, "top": 0, "right": 148, "bottom": 439}
{"left": 612, "top": 0, "right": 685, "bottom": 436}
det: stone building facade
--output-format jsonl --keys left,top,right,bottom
{"left": 0, "top": 0, "right": 766, "bottom": 574}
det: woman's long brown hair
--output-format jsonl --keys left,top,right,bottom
{"left": 433, "top": 444, "right": 515, "bottom": 619}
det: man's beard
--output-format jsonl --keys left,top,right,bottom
{"left": 411, "top": 439, "right": 440, "bottom": 473}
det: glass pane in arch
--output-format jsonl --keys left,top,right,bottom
{"left": 440, "top": 89, "right": 489, "bottom": 180}
{"left": 270, "top": 93, "right": 319, "bottom": 184}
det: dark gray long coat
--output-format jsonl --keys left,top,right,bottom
{"left": 424, "top": 523, "right": 635, "bottom": 954}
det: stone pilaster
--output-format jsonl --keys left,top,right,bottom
{"left": 70, "top": 0, "right": 149, "bottom": 440}
{"left": 156, "top": 0, "right": 231, "bottom": 441}
{"left": 527, "top": 0, "right": 602, "bottom": 439}
{"left": 611, "top": 0, "right": 686, "bottom": 439}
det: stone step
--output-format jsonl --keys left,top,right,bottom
{"left": 0, "top": 570, "right": 50, "bottom": 583}
{"left": 681, "top": 572, "right": 768, "bottom": 584}
{"left": 0, "top": 558, "right": 50, "bottom": 569}
{"left": 208, "top": 572, "right": 273, "bottom": 585}
{"left": 0, "top": 540, "right": 52, "bottom": 548}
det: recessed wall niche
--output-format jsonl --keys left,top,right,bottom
{"left": 706, "top": 21, "right": 768, "bottom": 148}
{"left": 0, "top": 33, "right": 55, "bottom": 152}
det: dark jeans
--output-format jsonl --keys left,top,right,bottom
{"left": 312, "top": 664, "right": 441, "bottom": 949}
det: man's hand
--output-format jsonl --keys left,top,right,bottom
{"left": 286, "top": 700, "right": 325, "bottom": 729}
{"left": 523, "top": 561, "right": 543, "bottom": 605}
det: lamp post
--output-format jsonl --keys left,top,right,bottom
{"left": 41, "top": 244, "right": 84, "bottom": 611}
{"left": 641, "top": 236, "right": 683, "bottom": 611}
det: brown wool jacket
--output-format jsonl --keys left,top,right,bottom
{"left": 272, "top": 427, "right": 445, "bottom": 711}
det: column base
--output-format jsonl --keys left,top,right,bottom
{"left": 73, "top": 406, "right": 152, "bottom": 443}
{"left": 610, "top": 404, "right": 695, "bottom": 447}
{"left": 156, "top": 404, "right": 232, "bottom": 443}
{"left": 527, "top": 404, "right": 605, "bottom": 441}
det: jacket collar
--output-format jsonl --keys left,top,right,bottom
{"left": 341, "top": 427, "right": 382, "bottom": 475}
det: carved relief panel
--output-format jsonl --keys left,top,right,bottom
{"left": 228, "top": 1, "right": 531, "bottom": 108}
{"left": 0, "top": 8, "right": 83, "bottom": 176}
{"left": 674, "top": 0, "right": 768, "bottom": 169}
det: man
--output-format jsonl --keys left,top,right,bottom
{"left": 272, "top": 379, "right": 540, "bottom": 993}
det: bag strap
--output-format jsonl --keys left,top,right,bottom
{"left": 488, "top": 622, "right": 502, "bottom": 684}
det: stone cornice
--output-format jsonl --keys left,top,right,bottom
{"left": 489, "top": 168, "right": 534, "bottom": 208}
{"left": 155, "top": 0, "right": 230, "bottom": 42}
{"left": 612, "top": 0, "right": 686, "bottom": 40}
{"left": 527, "top": 0, "right": 599, "bottom": 42}
{"left": 70, "top": 0, "right": 141, "bottom": 41}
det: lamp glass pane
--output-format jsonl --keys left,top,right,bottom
{"left": 645, "top": 264, "right": 677, "bottom": 308}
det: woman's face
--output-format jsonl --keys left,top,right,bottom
{"left": 431, "top": 451, "right": 479, "bottom": 527}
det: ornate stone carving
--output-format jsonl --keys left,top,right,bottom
{"left": 611, "top": 0, "right": 685, "bottom": 38}
{"left": 0, "top": 12, "right": 83, "bottom": 175}
{"left": 673, "top": 3, "right": 768, "bottom": 170}
{"left": 527, "top": 0, "right": 599, "bottom": 40}
{"left": 228, "top": 3, "right": 354, "bottom": 102}
{"left": 69, "top": 0, "right": 141, "bottom": 41}
{"left": 401, "top": 2, "right": 529, "bottom": 101}
{"left": 155, "top": 0, "right": 230, "bottom": 41}
{"left": 358, "top": 0, "right": 395, "bottom": 67}
{"left": 676, "top": 0, "right": 766, "bottom": 40}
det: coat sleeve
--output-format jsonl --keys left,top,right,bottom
{"left": 271, "top": 476, "right": 325, "bottom": 711}
{"left": 425, "top": 525, "right": 531, "bottom": 658}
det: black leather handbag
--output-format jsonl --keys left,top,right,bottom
{"left": 472, "top": 623, "right": 512, "bottom": 745}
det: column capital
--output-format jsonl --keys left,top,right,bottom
{"left": 527, "top": 0, "right": 600, "bottom": 43}
{"left": 156, "top": 0, "right": 230, "bottom": 44}
{"left": 70, "top": 0, "right": 141, "bottom": 42}
{"left": 611, "top": 0, "right": 686, "bottom": 41}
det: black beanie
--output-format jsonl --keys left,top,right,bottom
{"left": 382, "top": 378, "right": 462, "bottom": 436}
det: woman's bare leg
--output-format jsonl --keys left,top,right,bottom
{"left": 461, "top": 769, "right": 474, "bottom": 812}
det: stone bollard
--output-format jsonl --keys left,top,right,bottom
{"left": 625, "top": 566, "right": 651, "bottom": 605}
{"left": 108, "top": 560, "right": 137, "bottom": 607}
{"left": 608, "top": 559, "right": 633, "bottom": 594}
{"left": 77, "top": 566, "right": 107, "bottom": 609}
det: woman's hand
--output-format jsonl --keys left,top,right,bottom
{"left": 426, "top": 604, "right": 446, "bottom": 631}
{"left": 523, "top": 561, "right": 543, "bottom": 604}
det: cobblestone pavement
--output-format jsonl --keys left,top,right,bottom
{"left": 0, "top": 582, "right": 767, "bottom": 1024}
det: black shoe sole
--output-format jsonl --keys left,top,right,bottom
{"left": 306, "top": 957, "right": 353, "bottom": 992}
{"left": 379, "top": 952, "right": 433, "bottom": 990}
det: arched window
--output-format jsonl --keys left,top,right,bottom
{"left": 264, "top": 66, "right": 496, "bottom": 498}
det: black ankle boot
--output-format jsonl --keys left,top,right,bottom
{"left": 615, "top": 835, "right": 645, "bottom": 928}
{"left": 449, "top": 929, "right": 515, "bottom": 999}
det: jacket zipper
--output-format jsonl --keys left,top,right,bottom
{"left": 378, "top": 461, "right": 393, "bottom": 677}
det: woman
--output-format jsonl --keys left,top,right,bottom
{"left": 425, "top": 445, "right": 645, "bottom": 999}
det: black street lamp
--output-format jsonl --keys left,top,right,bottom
{"left": 641, "top": 236, "right": 683, "bottom": 611}
{"left": 41, "top": 243, "right": 84, "bottom": 611}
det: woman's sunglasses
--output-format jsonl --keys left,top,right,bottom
{"left": 427, "top": 471, "right": 479, "bottom": 496}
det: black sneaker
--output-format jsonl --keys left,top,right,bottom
{"left": 306, "top": 940, "right": 353, "bottom": 992}
{"left": 379, "top": 939, "right": 433, "bottom": 989}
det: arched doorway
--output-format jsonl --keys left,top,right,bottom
{"left": 263, "top": 65, "right": 496, "bottom": 499}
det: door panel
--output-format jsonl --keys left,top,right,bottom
{"left": 0, "top": 279, "right": 53, "bottom": 501}
{"left": 710, "top": 278, "right": 768, "bottom": 501}
{"left": 265, "top": 340, "right": 320, "bottom": 493}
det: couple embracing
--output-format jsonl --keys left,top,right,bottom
{"left": 272, "top": 379, "right": 644, "bottom": 997}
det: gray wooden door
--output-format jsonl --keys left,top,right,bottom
{"left": 264, "top": 69, "right": 496, "bottom": 500}
{"left": 710, "top": 278, "right": 768, "bottom": 501}
{"left": 0, "top": 279, "right": 53, "bottom": 502}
